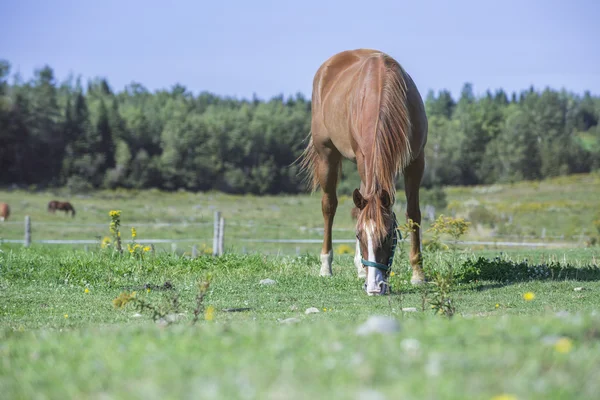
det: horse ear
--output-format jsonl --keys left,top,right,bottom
{"left": 353, "top": 189, "right": 367, "bottom": 210}
{"left": 380, "top": 190, "right": 391, "bottom": 208}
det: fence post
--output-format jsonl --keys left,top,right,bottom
{"left": 191, "top": 245, "right": 198, "bottom": 259}
{"left": 218, "top": 216, "right": 225, "bottom": 256}
{"left": 24, "top": 216, "right": 31, "bottom": 247}
{"left": 213, "top": 211, "right": 221, "bottom": 256}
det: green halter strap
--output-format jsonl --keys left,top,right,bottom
{"left": 360, "top": 212, "right": 400, "bottom": 273}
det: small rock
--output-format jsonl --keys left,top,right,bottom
{"left": 279, "top": 317, "right": 301, "bottom": 325}
{"left": 165, "top": 313, "right": 181, "bottom": 323}
{"left": 541, "top": 335, "right": 562, "bottom": 346}
{"left": 259, "top": 279, "right": 276, "bottom": 285}
{"left": 356, "top": 316, "right": 401, "bottom": 336}
{"left": 574, "top": 287, "right": 585, "bottom": 291}
{"left": 305, "top": 307, "right": 320, "bottom": 314}
{"left": 156, "top": 319, "right": 169, "bottom": 327}
{"left": 400, "top": 338, "right": 421, "bottom": 355}
{"left": 132, "top": 313, "right": 143, "bottom": 318}
{"left": 357, "top": 389, "right": 387, "bottom": 400}
{"left": 402, "top": 307, "right": 418, "bottom": 312}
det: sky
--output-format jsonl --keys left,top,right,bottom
{"left": 1, "top": 0, "right": 599, "bottom": 101}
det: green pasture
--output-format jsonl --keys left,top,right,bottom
{"left": 1, "top": 243, "right": 600, "bottom": 399}
{"left": 1, "top": 174, "right": 600, "bottom": 399}
{"left": 1, "top": 173, "right": 599, "bottom": 256}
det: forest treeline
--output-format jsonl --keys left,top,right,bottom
{"left": 1, "top": 60, "right": 599, "bottom": 195}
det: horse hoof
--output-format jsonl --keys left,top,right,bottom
{"left": 320, "top": 271, "right": 333, "bottom": 277}
{"left": 410, "top": 277, "right": 426, "bottom": 285}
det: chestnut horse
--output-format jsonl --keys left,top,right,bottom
{"left": 48, "top": 200, "right": 76, "bottom": 217}
{"left": 299, "top": 49, "right": 427, "bottom": 295}
{"left": 0, "top": 202, "right": 9, "bottom": 222}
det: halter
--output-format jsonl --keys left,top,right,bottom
{"left": 359, "top": 212, "right": 400, "bottom": 274}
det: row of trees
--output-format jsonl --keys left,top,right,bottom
{"left": 1, "top": 60, "right": 599, "bottom": 194}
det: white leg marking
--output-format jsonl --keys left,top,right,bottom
{"left": 355, "top": 239, "right": 366, "bottom": 278}
{"left": 364, "top": 222, "right": 385, "bottom": 295}
{"left": 320, "top": 250, "right": 333, "bottom": 276}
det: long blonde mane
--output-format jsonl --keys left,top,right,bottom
{"left": 356, "top": 55, "right": 412, "bottom": 245}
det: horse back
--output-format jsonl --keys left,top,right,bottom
{"left": 312, "top": 49, "right": 427, "bottom": 162}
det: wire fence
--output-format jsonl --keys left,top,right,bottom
{"left": 0, "top": 213, "right": 580, "bottom": 250}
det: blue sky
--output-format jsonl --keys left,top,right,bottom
{"left": 1, "top": 0, "right": 598, "bottom": 100}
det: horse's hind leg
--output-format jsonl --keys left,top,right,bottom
{"left": 404, "top": 151, "right": 426, "bottom": 284}
{"left": 316, "top": 149, "right": 341, "bottom": 276}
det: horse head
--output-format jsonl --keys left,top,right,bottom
{"left": 352, "top": 189, "right": 398, "bottom": 296}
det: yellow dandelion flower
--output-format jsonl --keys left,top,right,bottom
{"left": 64, "top": 314, "right": 68, "bottom": 318}
{"left": 147, "top": 288, "right": 150, "bottom": 293}
{"left": 491, "top": 395, "right": 517, "bottom": 400}
{"left": 84, "top": 288, "right": 90, "bottom": 294}
{"left": 323, "top": 308, "right": 327, "bottom": 312}
{"left": 554, "top": 337, "right": 573, "bottom": 354}
{"left": 205, "top": 305, "right": 215, "bottom": 321}
{"left": 100, "top": 236, "right": 111, "bottom": 248}
{"left": 143, "top": 246, "right": 151, "bottom": 252}
{"left": 523, "top": 292, "right": 535, "bottom": 301}
{"left": 390, "top": 271, "right": 395, "bottom": 277}
{"left": 495, "top": 304, "right": 499, "bottom": 308}
{"left": 131, "top": 227, "right": 137, "bottom": 238}
{"left": 109, "top": 210, "right": 121, "bottom": 218}
{"left": 335, "top": 244, "right": 353, "bottom": 255}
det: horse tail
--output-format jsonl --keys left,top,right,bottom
{"left": 370, "top": 54, "right": 412, "bottom": 201}
{"left": 296, "top": 133, "right": 321, "bottom": 193}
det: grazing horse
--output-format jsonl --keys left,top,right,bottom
{"left": 0, "top": 202, "right": 9, "bottom": 222}
{"left": 299, "top": 49, "right": 427, "bottom": 295}
{"left": 48, "top": 200, "right": 76, "bottom": 217}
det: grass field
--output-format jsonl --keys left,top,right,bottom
{"left": 1, "top": 242, "right": 600, "bottom": 399}
{"left": 1, "top": 174, "right": 600, "bottom": 399}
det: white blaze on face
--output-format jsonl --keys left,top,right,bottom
{"left": 364, "top": 221, "right": 385, "bottom": 295}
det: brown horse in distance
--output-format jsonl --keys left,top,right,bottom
{"left": 0, "top": 202, "right": 9, "bottom": 221}
{"left": 48, "top": 200, "right": 76, "bottom": 217}
{"left": 299, "top": 49, "right": 428, "bottom": 295}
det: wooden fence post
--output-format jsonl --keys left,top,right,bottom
{"left": 218, "top": 216, "right": 225, "bottom": 256}
{"left": 191, "top": 245, "right": 198, "bottom": 259}
{"left": 24, "top": 216, "right": 31, "bottom": 247}
{"left": 213, "top": 211, "right": 221, "bottom": 256}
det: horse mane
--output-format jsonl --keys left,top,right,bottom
{"left": 357, "top": 55, "right": 412, "bottom": 245}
